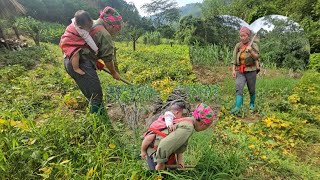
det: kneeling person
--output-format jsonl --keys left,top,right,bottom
{"left": 146, "top": 103, "right": 216, "bottom": 170}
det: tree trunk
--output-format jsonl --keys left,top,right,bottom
{"left": 33, "top": 32, "right": 40, "bottom": 46}
{"left": 0, "top": 26, "right": 11, "bottom": 49}
{"left": 12, "top": 26, "right": 20, "bottom": 39}
{"left": 133, "top": 38, "right": 136, "bottom": 51}
{"left": 0, "top": 26, "right": 5, "bottom": 39}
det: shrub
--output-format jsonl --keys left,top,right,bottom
{"left": 15, "top": 17, "right": 65, "bottom": 45}
{"left": 293, "top": 70, "right": 320, "bottom": 106}
{"left": 308, "top": 53, "right": 320, "bottom": 72}
{"left": 0, "top": 45, "right": 57, "bottom": 69}
{"left": 190, "top": 44, "right": 232, "bottom": 66}
{"left": 141, "top": 32, "right": 161, "bottom": 45}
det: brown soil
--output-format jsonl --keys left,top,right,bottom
{"left": 238, "top": 111, "right": 261, "bottom": 123}
{"left": 107, "top": 103, "right": 152, "bottom": 126}
{"left": 193, "top": 64, "right": 302, "bottom": 83}
{"left": 192, "top": 65, "right": 231, "bottom": 84}
{"left": 258, "top": 68, "right": 303, "bottom": 79}
{"left": 296, "top": 144, "right": 320, "bottom": 166}
{"left": 107, "top": 103, "right": 124, "bottom": 122}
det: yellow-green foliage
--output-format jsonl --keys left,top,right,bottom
{"left": 288, "top": 70, "right": 320, "bottom": 125}
{"left": 117, "top": 43, "right": 197, "bottom": 100}
{"left": 292, "top": 70, "right": 320, "bottom": 105}
{"left": 308, "top": 53, "right": 320, "bottom": 72}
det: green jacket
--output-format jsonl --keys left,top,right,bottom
{"left": 79, "top": 19, "right": 115, "bottom": 64}
{"left": 146, "top": 120, "right": 195, "bottom": 163}
{"left": 232, "top": 42, "right": 260, "bottom": 72}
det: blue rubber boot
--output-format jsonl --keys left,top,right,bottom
{"left": 250, "top": 95, "right": 256, "bottom": 110}
{"left": 90, "top": 103, "right": 115, "bottom": 135}
{"left": 90, "top": 104, "right": 102, "bottom": 114}
{"left": 231, "top": 95, "right": 243, "bottom": 114}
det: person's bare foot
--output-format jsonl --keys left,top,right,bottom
{"left": 140, "top": 151, "right": 147, "bottom": 160}
{"left": 74, "top": 68, "right": 85, "bottom": 75}
{"left": 155, "top": 163, "right": 165, "bottom": 170}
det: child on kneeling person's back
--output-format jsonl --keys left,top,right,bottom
{"left": 145, "top": 103, "right": 215, "bottom": 170}
{"left": 140, "top": 102, "right": 186, "bottom": 160}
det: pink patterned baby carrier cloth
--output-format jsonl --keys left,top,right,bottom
{"left": 59, "top": 24, "right": 87, "bottom": 59}
{"left": 144, "top": 115, "right": 194, "bottom": 137}
{"left": 59, "top": 23, "right": 104, "bottom": 60}
{"left": 143, "top": 103, "right": 215, "bottom": 137}
{"left": 60, "top": 6, "right": 122, "bottom": 60}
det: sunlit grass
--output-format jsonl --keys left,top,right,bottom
{"left": 0, "top": 42, "right": 319, "bottom": 179}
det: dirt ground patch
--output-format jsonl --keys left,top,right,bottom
{"left": 296, "top": 144, "right": 320, "bottom": 166}
{"left": 107, "top": 103, "right": 153, "bottom": 126}
{"left": 193, "top": 65, "right": 302, "bottom": 85}
{"left": 192, "top": 65, "right": 231, "bottom": 84}
{"left": 258, "top": 68, "right": 303, "bottom": 79}
{"left": 238, "top": 111, "right": 261, "bottom": 123}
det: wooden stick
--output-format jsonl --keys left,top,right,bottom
{"left": 89, "top": 51, "right": 132, "bottom": 85}
{"left": 248, "top": 33, "right": 257, "bottom": 48}
{"left": 165, "top": 165, "right": 195, "bottom": 169}
{"left": 101, "top": 68, "right": 132, "bottom": 85}
{"left": 247, "top": 27, "right": 263, "bottom": 50}
{"left": 245, "top": 34, "right": 257, "bottom": 54}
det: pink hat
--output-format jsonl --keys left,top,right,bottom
{"left": 192, "top": 103, "right": 215, "bottom": 125}
{"left": 240, "top": 26, "right": 251, "bottom": 36}
{"left": 99, "top": 6, "right": 123, "bottom": 31}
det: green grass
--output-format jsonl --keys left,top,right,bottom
{"left": 190, "top": 44, "right": 232, "bottom": 66}
{"left": 221, "top": 73, "right": 299, "bottom": 114}
{"left": 1, "top": 42, "right": 319, "bottom": 179}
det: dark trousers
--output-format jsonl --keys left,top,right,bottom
{"left": 64, "top": 57, "right": 103, "bottom": 107}
{"left": 236, "top": 71, "right": 257, "bottom": 96}
{"left": 147, "top": 154, "right": 157, "bottom": 170}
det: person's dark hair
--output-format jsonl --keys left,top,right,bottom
{"left": 74, "top": 10, "right": 92, "bottom": 27}
{"left": 170, "top": 102, "right": 186, "bottom": 111}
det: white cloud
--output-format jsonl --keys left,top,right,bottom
{"left": 125, "top": 0, "right": 203, "bottom": 17}
{"left": 124, "top": 0, "right": 152, "bottom": 16}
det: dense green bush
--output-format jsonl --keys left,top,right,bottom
{"left": 190, "top": 44, "right": 232, "bottom": 66}
{"left": 308, "top": 53, "right": 320, "bottom": 72}
{"left": 181, "top": 84, "right": 221, "bottom": 103}
{"left": 0, "top": 45, "right": 57, "bottom": 68}
{"left": 176, "top": 15, "right": 241, "bottom": 48}
{"left": 142, "top": 31, "right": 161, "bottom": 45}
{"left": 157, "top": 25, "right": 176, "bottom": 39}
{"left": 41, "top": 22, "right": 65, "bottom": 44}
{"left": 260, "top": 35, "right": 310, "bottom": 70}
{"left": 293, "top": 70, "right": 320, "bottom": 106}
{"left": 15, "top": 17, "right": 65, "bottom": 45}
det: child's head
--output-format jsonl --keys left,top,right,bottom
{"left": 74, "top": 10, "right": 93, "bottom": 31}
{"left": 239, "top": 26, "right": 251, "bottom": 44}
{"left": 192, "top": 103, "right": 215, "bottom": 132}
{"left": 170, "top": 102, "right": 186, "bottom": 119}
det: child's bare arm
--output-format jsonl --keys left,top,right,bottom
{"left": 168, "top": 125, "right": 176, "bottom": 132}
{"left": 164, "top": 111, "right": 175, "bottom": 131}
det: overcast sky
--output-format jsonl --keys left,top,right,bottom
{"left": 125, "top": 0, "right": 203, "bottom": 16}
